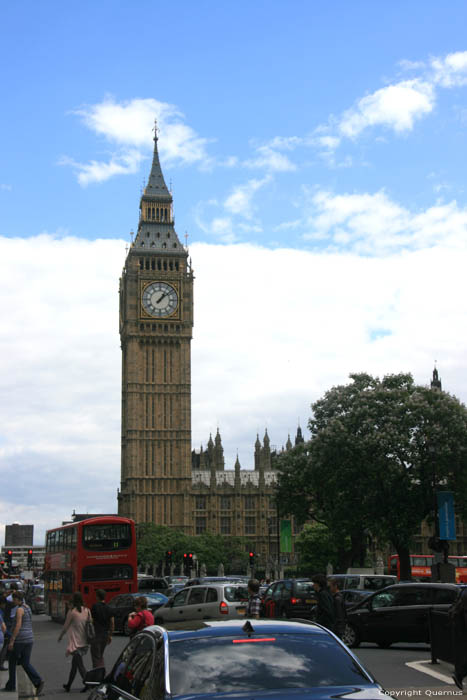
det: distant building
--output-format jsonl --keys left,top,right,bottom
{"left": 5, "top": 524, "right": 33, "bottom": 547}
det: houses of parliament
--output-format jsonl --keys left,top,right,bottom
{"left": 117, "top": 126, "right": 299, "bottom": 563}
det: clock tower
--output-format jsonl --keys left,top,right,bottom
{"left": 118, "top": 124, "right": 194, "bottom": 532}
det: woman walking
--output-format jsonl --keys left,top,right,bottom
{"left": 6, "top": 591, "right": 44, "bottom": 695}
{"left": 58, "top": 592, "right": 90, "bottom": 692}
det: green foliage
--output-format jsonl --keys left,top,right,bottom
{"left": 275, "top": 372, "right": 467, "bottom": 579}
{"left": 136, "top": 523, "right": 249, "bottom": 574}
{"left": 294, "top": 523, "right": 341, "bottom": 574}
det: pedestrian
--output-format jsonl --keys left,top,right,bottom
{"left": 312, "top": 574, "right": 336, "bottom": 631}
{"left": 126, "top": 597, "right": 154, "bottom": 636}
{"left": 0, "top": 599, "right": 5, "bottom": 670}
{"left": 328, "top": 578, "right": 346, "bottom": 638}
{"left": 58, "top": 592, "right": 90, "bottom": 692}
{"left": 449, "top": 587, "right": 467, "bottom": 689}
{"left": 4, "top": 591, "right": 44, "bottom": 695}
{"left": 0, "top": 595, "right": 8, "bottom": 672}
{"left": 245, "top": 579, "right": 262, "bottom": 619}
{"left": 90, "top": 590, "right": 114, "bottom": 670}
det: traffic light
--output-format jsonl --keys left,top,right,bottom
{"left": 249, "top": 551, "right": 255, "bottom": 566}
{"left": 165, "top": 550, "right": 173, "bottom": 565}
{"left": 27, "top": 549, "right": 33, "bottom": 567}
{"left": 6, "top": 550, "right": 12, "bottom": 566}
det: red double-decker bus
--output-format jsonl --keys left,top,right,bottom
{"left": 44, "top": 516, "right": 137, "bottom": 621}
{"left": 389, "top": 553, "right": 467, "bottom": 582}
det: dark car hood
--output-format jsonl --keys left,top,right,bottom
{"left": 175, "top": 686, "right": 387, "bottom": 700}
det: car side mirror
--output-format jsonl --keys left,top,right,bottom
{"left": 84, "top": 667, "right": 105, "bottom": 687}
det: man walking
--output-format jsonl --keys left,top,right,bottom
{"left": 312, "top": 574, "right": 335, "bottom": 631}
{"left": 91, "top": 590, "right": 114, "bottom": 671}
{"left": 329, "top": 578, "right": 346, "bottom": 638}
{"left": 246, "top": 579, "right": 262, "bottom": 619}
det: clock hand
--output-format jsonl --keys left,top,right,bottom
{"left": 156, "top": 292, "right": 168, "bottom": 304}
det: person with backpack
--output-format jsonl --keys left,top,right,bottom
{"left": 126, "top": 597, "right": 154, "bottom": 636}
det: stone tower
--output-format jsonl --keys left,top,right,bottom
{"left": 118, "top": 124, "right": 194, "bottom": 532}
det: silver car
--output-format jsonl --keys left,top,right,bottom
{"left": 154, "top": 583, "right": 249, "bottom": 624}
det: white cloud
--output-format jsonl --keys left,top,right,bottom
{"left": 224, "top": 176, "right": 272, "bottom": 218}
{"left": 302, "top": 188, "right": 467, "bottom": 254}
{"left": 244, "top": 145, "right": 296, "bottom": 172}
{"left": 65, "top": 97, "right": 210, "bottom": 185}
{"left": 338, "top": 79, "right": 435, "bottom": 139}
{"left": 1, "top": 224, "right": 467, "bottom": 542}
{"left": 431, "top": 51, "right": 467, "bottom": 87}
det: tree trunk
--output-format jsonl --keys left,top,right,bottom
{"left": 396, "top": 543, "right": 412, "bottom": 581}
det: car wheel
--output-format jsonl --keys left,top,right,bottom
{"left": 377, "top": 640, "right": 392, "bottom": 649}
{"left": 342, "top": 623, "right": 360, "bottom": 648}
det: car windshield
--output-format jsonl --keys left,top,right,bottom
{"left": 145, "top": 593, "right": 166, "bottom": 604}
{"left": 295, "top": 581, "right": 314, "bottom": 594}
{"left": 224, "top": 586, "right": 249, "bottom": 602}
{"left": 169, "top": 633, "right": 370, "bottom": 694}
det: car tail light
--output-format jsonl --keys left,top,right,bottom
{"left": 290, "top": 597, "right": 299, "bottom": 604}
{"left": 219, "top": 601, "right": 229, "bottom": 615}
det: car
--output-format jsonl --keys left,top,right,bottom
{"left": 0, "top": 578, "right": 24, "bottom": 592}
{"left": 164, "top": 575, "right": 188, "bottom": 587}
{"left": 83, "top": 619, "right": 386, "bottom": 700}
{"left": 342, "top": 582, "right": 461, "bottom": 648}
{"left": 340, "top": 588, "right": 372, "bottom": 609}
{"left": 108, "top": 592, "right": 169, "bottom": 634}
{"left": 185, "top": 575, "right": 246, "bottom": 587}
{"left": 137, "top": 576, "right": 171, "bottom": 595}
{"left": 330, "top": 574, "right": 397, "bottom": 591}
{"left": 262, "top": 578, "right": 317, "bottom": 619}
{"left": 26, "top": 583, "right": 45, "bottom": 614}
{"left": 154, "top": 582, "right": 249, "bottom": 623}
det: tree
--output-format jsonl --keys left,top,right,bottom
{"left": 294, "top": 523, "right": 341, "bottom": 573}
{"left": 276, "top": 373, "right": 467, "bottom": 580}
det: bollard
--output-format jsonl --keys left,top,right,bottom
{"left": 17, "top": 666, "right": 36, "bottom": 700}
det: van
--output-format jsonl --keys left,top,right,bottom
{"left": 329, "top": 574, "right": 396, "bottom": 591}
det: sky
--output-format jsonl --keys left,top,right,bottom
{"left": 1, "top": 0, "right": 467, "bottom": 544}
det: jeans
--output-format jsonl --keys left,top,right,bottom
{"left": 12, "top": 641, "right": 42, "bottom": 688}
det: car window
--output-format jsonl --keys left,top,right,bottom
{"left": 371, "top": 590, "right": 398, "bottom": 608}
{"left": 206, "top": 588, "right": 218, "bottom": 603}
{"left": 433, "top": 588, "right": 457, "bottom": 604}
{"left": 393, "top": 588, "right": 432, "bottom": 606}
{"left": 169, "top": 634, "right": 370, "bottom": 694}
{"left": 112, "top": 634, "right": 154, "bottom": 698}
{"left": 264, "top": 585, "right": 274, "bottom": 598}
{"left": 224, "top": 586, "right": 248, "bottom": 602}
{"left": 345, "top": 576, "right": 360, "bottom": 589}
{"left": 188, "top": 588, "right": 206, "bottom": 605}
{"left": 295, "top": 581, "right": 314, "bottom": 594}
{"left": 273, "top": 584, "right": 283, "bottom": 601}
{"left": 172, "top": 589, "right": 190, "bottom": 607}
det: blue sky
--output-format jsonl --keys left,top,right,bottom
{"left": 1, "top": 1, "right": 467, "bottom": 543}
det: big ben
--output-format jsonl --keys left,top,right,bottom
{"left": 118, "top": 124, "right": 194, "bottom": 532}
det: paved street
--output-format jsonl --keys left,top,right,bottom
{"left": 0, "top": 615, "right": 464, "bottom": 698}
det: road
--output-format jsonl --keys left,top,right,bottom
{"left": 8, "top": 615, "right": 464, "bottom": 698}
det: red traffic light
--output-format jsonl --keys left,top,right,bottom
{"left": 249, "top": 552, "right": 254, "bottom": 558}
{"left": 188, "top": 552, "right": 193, "bottom": 560}
{"left": 7, "top": 550, "right": 12, "bottom": 556}
{"left": 28, "top": 549, "right": 33, "bottom": 555}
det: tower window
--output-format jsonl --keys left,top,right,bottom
{"left": 157, "top": 260, "right": 161, "bottom": 270}
{"left": 173, "top": 243, "right": 177, "bottom": 249}
{"left": 167, "top": 232, "right": 170, "bottom": 238}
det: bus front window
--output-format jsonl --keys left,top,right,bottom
{"left": 82, "top": 523, "right": 132, "bottom": 550}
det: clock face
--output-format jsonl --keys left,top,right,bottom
{"left": 142, "top": 282, "right": 179, "bottom": 318}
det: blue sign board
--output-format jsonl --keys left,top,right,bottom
{"left": 437, "top": 491, "right": 456, "bottom": 540}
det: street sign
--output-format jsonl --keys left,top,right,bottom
{"left": 437, "top": 491, "right": 456, "bottom": 540}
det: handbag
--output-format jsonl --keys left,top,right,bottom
{"left": 85, "top": 609, "right": 96, "bottom": 642}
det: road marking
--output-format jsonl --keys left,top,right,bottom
{"left": 406, "top": 660, "right": 454, "bottom": 684}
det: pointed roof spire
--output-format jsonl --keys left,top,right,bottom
{"left": 144, "top": 120, "right": 171, "bottom": 199}
{"left": 431, "top": 363, "right": 442, "bottom": 391}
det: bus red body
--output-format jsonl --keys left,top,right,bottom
{"left": 389, "top": 553, "right": 467, "bottom": 582}
{"left": 44, "top": 516, "right": 137, "bottom": 621}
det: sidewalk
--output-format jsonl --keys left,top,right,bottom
{"left": 1, "top": 667, "right": 38, "bottom": 700}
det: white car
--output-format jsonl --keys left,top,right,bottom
{"left": 154, "top": 583, "right": 249, "bottom": 624}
